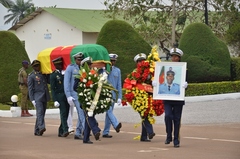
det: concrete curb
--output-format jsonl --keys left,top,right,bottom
{"left": 1, "top": 93, "right": 240, "bottom": 117}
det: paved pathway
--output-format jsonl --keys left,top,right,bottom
{"left": 0, "top": 93, "right": 240, "bottom": 159}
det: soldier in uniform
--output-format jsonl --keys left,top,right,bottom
{"left": 64, "top": 52, "right": 85, "bottom": 140}
{"left": 134, "top": 53, "right": 155, "bottom": 142}
{"left": 158, "top": 68, "right": 180, "bottom": 95}
{"left": 28, "top": 60, "right": 50, "bottom": 136}
{"left": 18, "top": 60, "right": 32, "bottom": 117}
{"left": 160, "top": 48, "right": 188, "bottom": 148}
{"left": 80, "top": 57, "right": 101, "bottom": 144}
{"left": 102, "top": 53, "right": 122, "bottom": 138}
{"left": 50, "top": 57, "right": 70, "bottom": 137}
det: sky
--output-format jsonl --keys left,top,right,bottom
{"left": 0, "top": 0, "right": 106, "bottom": 30}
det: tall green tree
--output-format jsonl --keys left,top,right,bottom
{"left": 0, "top": 0, "right": 13, "bottom": 8}
{"left": 104, "top": 0, "right": 239, "bottom": 50}
{"left": 4, "top": 0, "right": 33, "bottom": 26}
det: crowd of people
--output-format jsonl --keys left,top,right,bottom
{"left": 17, "top": 47, "right": 188, "bottom": 147}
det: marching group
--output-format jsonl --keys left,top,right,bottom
{"left": 18, "top": 47, "right": 187, "bottom": 147}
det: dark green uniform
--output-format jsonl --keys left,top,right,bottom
{"left": 50, "top": 70, "right": 69, "bottom": 136}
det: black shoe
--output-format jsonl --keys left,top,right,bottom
{"left": 94, "top": 132, "right": 100, "bottom": 140}
{"left": 148, "top": 133, "right": 155, "bottom": 139}
{"left": 34, "top": 133, "right": 42, "bottom": 136}
{"left": 115, "top": 123, "right": 122, "bottom": 133}
{"left": 165, "top": 139, "right": 172, "bottom": 144}
{"left": 58, "top": 134, "right": 62, "bottom": 137}
{"left": 140, "top": 139, "right": 151, "bottom": 142}
{"left": 174, "top": 144, "right": 180, "bottom": 148}
{"left": 83, "top": 140, "right": 93, "bottom": 144}
{"left": 74, "top": 135, "right": 83, "bottom": 140}
{"left": 39, "top": 128, "right": 46, "bottom": 135}
{"left": 62, "top": 132, "right": 69, "bottom": 137}
{"left": 102, "top": 134, "right": 113, "bottom": 138}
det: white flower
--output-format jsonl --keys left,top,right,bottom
{"left": 79, "top": 92, "right": 83, "bottom": 96}
{"left": 87, "top": 92, "right": 91, "bottom": 95}
{"left": 83, "top": 79, "right": 87, "bottom": 83}
{"left": 82, "top": 69, "right": 85, "bottom": 72}
{"left": 101, "top": 105, "right": 104, "bottom": 108}
{"left": 90, "top": 84, "right": 93, "bottom": 88}
{"left": 86, "top": 102, "right": 91, "bottom": 105}
{"left": 85, "top": 98, "right": 88, "bottom": 101}
{"left": 106, "top": 98, "right": 110, "bottom": 102}
{"left": 88, "top": 76, "right": 91, "bottom": 80}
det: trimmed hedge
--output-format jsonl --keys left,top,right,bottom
{"left": 179, "top": 23, "right": 231, "bottom": 83}
{"left": 185, "top": 81, "right": 240, "bottom": 96}
{"left": 96, "top": 20, "right": 152, "bottom": 82}
{"left": 231, "top": 57, "right": 240, "bottom": 81}
{"left": 0, "top": 31, "right": 30, "bottom": 103}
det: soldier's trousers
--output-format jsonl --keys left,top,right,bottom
{"left": 19, "top": 85, "right": 28, "bottom": 110}
{"left": 164, "top": 103, "right": 183, "bottom": 145}
{"left": 83, "top": 110, "right": 101, "bottom": 142}
{"left": 141, "top": 116, "right": 154, "bottom": 140}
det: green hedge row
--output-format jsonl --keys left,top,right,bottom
{"left": 185, "top": 81, "right": 240, "bottom": 96}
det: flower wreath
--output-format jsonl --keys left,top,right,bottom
{"left": 76, "top": 63, "right": 118, "bottom": 114}
{"left": 122, "top": 46, "right": 164, "bottom": 124}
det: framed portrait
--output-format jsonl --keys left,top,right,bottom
{"left": 153, "top": 62, "right": 187, "bottom": 101}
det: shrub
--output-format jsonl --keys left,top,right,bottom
{"left": 0, "top": 31, "right": 30, "bottom": 103}
{"left": 231, "top": 57, "right": 240, "bottom": 81}
{"left": 96, "top": 20, "right": 152, "bottom": 81}
{"left": 179, "top": 23, "right": 231, "bottom": 83}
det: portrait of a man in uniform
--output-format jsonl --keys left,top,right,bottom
{"left": 158, "top": 67, "right": 180, "bottom": 95}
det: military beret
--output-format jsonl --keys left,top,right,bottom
{"left": 22, "top": 60, "right": 29, "bottom": 65}
{"left": 170, "top": 48, "right": 183, "bottom": 57}
{"left": 31, "top": 60, "right": 40, "bottom": 66}
{"left": 109, "top": 53, "right": 118, "bottom": 61}
{"left": 73, "top": 52, "right": 84, "bottom": 60}
{"left": 134, "top": 53, "right": 146, "bottom": 62}
{"left": 52, "top": 57, "right": 63, "bottom": 64}
{"left": 81, "top": 57, "right": 92, "bottom": 66}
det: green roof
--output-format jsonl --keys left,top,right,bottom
{"left": 42, "top": 8, "right": 111, "bottom": 32}
{"left": 9, "top": 8, "right": 113, "bottom": 32}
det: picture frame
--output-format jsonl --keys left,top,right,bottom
{"left": 153, "top": 62, "right": 187, "bottom": 101}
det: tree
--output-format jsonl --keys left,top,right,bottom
{"left": 0, "top": 0, "right": 13, "bottom": 8}
{"left": 4, "top": 0, "right": 34, "bottom": 26}
{"left": 103, "top": 0, "right": 239, "bottom": 51}
{"left": 225, "top": 15, "right": 240, "bottom": 57}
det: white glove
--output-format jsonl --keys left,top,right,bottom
{"left": 88, "top": 111, "right": 94, "bottom": 117}
{"left": 54, "top": 101, "right": 60, "bottom": 107}
{"left": 67, "top": 97, "right": 75, "bottom": 106}
{"left": 32, "top": 100, "right": 36, "bottom": 108}
{"left": 61, "top": 70, "right": 65, "bottom": 75}
{"left": 117, "top": 99, "right": 122, "bottom": 106}
{"left": 152, "top": 81, "right": 157, "bottom": 87}
{"left": 182, "top": 81, "right": 188, "bottom": 89}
